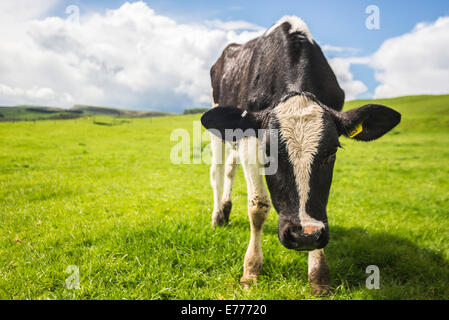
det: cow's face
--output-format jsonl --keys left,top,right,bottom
{"left": 201, "top": 92, "right": 401, "bottom": 251}
{"left": 263, "top": 94, "right": 339, "bottom": 251}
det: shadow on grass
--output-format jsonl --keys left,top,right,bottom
{"left": 231, "top": 218, "right": 448, "bottom": 298}
{"left": 325, "top": 226, "right": 449, "bottom": 298}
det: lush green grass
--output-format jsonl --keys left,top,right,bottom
{"left": 0, "top": 95, "right": 448, "bottom": 300}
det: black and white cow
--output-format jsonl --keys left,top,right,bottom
{"left": 201, "top": 16, "right": 401, "bottom": 295}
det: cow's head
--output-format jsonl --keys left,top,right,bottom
{"left": 201, "top": 92, "right": 401, "bottom": 251}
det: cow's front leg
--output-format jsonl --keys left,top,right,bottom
{"left": 308, "top": 249, "right": 331, "bottom": 295}
{"left": 238, "top": 137, "right": 271, "bottom": 288}
{"left": 240, "top": 195, "right": 270, "bottom": 288}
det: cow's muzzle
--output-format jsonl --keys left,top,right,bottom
{"left": 279, "top": 221, "right": 329, "bottom": 251}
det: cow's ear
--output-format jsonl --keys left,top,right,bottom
{"left": 337, "top": 104, "right": 401, "bottom": 141}
{"left": 201, "top": 107, "right": 262, "bottom": 142}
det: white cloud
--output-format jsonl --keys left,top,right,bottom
{"left": 324, "top": 16, "right": 449, "bottom": 100}
{"left": 320, "top": 42, "right": 369, "bottom": 100}
{"left": 0, "top": 1, "right": 263, "bottom": 111}
{"left": 0, "top": 84, "right": 73, "bottom": 106}
{"left": 321, "top": 44, "right": 361, "bottom": 57}
{"left": 7, "top": 2, "right": 446, "bottom": 110}
{"left": 204, "top": 19, "right": 264, "bottom": 32}
{"left": 371, "top": 16, "right": 449, "bottom": 98}
{"left": 328, "top": 58, "right": 368, "bottom": 100}
{"left": 0, "top": 0, "right": 58, "bottom": 23}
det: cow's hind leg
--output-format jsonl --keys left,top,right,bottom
{"left": 210, "top": 134, "right": 226, "bottom": 227}
{"left": 308, "top": 249, "right": 332, "bottom": 295}
{"left": 238, "top": 137, "right": 271, "bottom": 288}
{"left": 220, "top": 146, "right": 239, "bottom": 223}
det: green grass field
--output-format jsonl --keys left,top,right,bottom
{"left": 1, "top": 95, "right": 448, "bottom": 300}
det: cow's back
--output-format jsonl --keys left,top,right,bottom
{"left": 210, "top": 17, "right": 345, "bottom": 113}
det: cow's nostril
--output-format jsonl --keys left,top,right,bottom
{"left": 289, "top": 225, "right": 302, "bottom": 237}
{"left": 303, "top": 225, "right": 321, "bottom": 235}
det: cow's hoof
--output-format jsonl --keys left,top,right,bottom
{"left": 310, "top": 283, "right": 332, "bottom": 296}
{"left": 240, "top": 276, "right": 257, "bottom": 289}
{"left": 211, "top": 202, "right": 232, "bottom": 227}
{"left": 221, "top": 201, "right": 232, "bottom": 223}
{"left": 211, "top": 210, "right": 227, "bottom": 227}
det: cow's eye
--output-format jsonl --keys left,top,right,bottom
{"left": 321, "top": 151, "right": 337, "bottom": 164}
{"left": 327, "top": 152, "right": 337, "bottom": 160}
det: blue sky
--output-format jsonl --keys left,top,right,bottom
{"left": 52, "top": 1, "right": 449, "bottom": 47}
{"left": 47, "top": 0, "right": 449, "bottom": 102}
{"left": 51, "top": 0, "right": 448, "bottom": 47}
{"left": 1, "top": 0, "right": 448, "bottom": 111}
{"left": 72, "top": 0, "right": 448, "bottom": 100}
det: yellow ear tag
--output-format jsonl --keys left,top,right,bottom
{"left": 348, "top": 122, "right": 363, "bottom": 138}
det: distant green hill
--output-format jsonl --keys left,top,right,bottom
{"left": 1, "top": 94, "right": 448, "bottom": 122}
{"left": 0, "top": 105, "right": 173, "bottom": 121}
{"left": 183, "top": 108, "right": 209, "bottom": 115}
{"left": 343, "top": 94, "right": 449, "bottom": 132}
